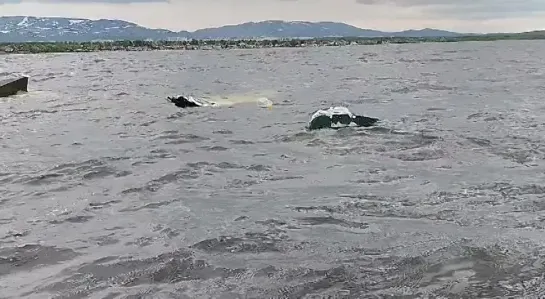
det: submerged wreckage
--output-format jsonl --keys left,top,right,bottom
{"left": 0, "top": 76, "right": 29, "bottom": 98}
{"left": 167, "top": 95, "right": 216, "bottom": 108}
{"left": 167, "top": 94, "right": 380, "bottom": 131}
{"left": 167, "top": 94, "right": 273, "bottom": 109}
{"left": 307, "top": 106, "right": 380, "bottom": 131}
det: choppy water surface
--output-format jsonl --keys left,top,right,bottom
{"left": 1, "top": 40, "right": 545, "bottom": 298}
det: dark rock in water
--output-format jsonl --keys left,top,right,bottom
{"left": 167, "top": 95, "right": 214, "bottom": 108}
{"left": 0, "top": 76, "right": 28, "bottom": 98}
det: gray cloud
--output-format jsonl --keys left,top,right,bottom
{"left": 356, "top": 0, "right": 545, "bottom": 19}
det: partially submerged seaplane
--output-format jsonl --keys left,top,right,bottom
{"left": 166, "top": 93, "right": 274, "bottom": 109}
{"left": 166, "top": 93, "right": 380, "bottom": 131}
{"left": 307, "top": 106, "right": 380, "bottom": 131}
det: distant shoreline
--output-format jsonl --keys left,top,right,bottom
{"left": 1, "top": 33, "right": 544, "bottom": 54}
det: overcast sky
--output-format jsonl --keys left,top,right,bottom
{"left": 1, "top": 0, "right": 545, "bottom": 33}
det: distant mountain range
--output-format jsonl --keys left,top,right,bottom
{"left": 0, "top": 16, "right": 470, "bottom": 43}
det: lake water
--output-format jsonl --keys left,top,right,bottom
{"left": 2, "top": 40, "right": 545, "bottom": 298}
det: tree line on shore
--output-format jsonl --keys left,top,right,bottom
{"left": 1, "top": 32, "right": 544, "bottom": 54}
